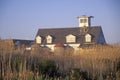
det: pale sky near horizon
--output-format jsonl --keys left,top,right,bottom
{"left": 0, "top": 0, "right": 120, "bottom": 43}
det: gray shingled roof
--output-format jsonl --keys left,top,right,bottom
{"left": 36, "top": 26, "right": 102, "bottom": 44}
{"left": 13, "top": 39, "right": 34, "bottom": 46}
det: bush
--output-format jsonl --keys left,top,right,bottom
{"left": 38, "top": 59, "right": 58, "bottom": 77}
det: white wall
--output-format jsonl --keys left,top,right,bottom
{"left": 46, "top": 44, "right": 55, "bottom": 51}
{"left": 43, "top": 43, "right": 80, "bottom": 51}
{"left": 64, "top": 43, "right": 80, "bottom": 50}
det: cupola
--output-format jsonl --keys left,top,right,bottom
{"left": 77, "top": 15, "right": 93, "bottom": 27}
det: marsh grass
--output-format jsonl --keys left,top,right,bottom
{"left": 0, "top": 44, "right": 120, "bottom": 80}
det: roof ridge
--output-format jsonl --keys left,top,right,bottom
{"left": 38, "top": 26, "right": 101, "bottom": 30}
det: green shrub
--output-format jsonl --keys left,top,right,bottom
{"left": 38, "top": 59, "right": 58, "bottom": 77}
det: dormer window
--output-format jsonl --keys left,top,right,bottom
{"left": 85, "top": 34, "right": 91, "bottom": 42}
{"left": 36, "top": 36, "right": 42, "bottom": 44}
{"left": 66, "top": 34, "right": 76, "bottom": 43}
{"left": 46, "top": 35, "right": 52, "bottom": 43}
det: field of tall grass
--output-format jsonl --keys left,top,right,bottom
{"left": 0, "top": 44, "right": 120, "bottom": 80}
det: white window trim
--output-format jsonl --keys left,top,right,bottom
{"left": 46, "top": 35, "right": 52, "bottom": 43}
{"left": 85, "top": 34, "right": 91, "bottom": 42}
{"left": 36, "top": 36, "right": 42, "bottom": 44}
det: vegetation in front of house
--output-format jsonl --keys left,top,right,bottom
{"left": 0, "top": 44, "right": 120, "bottom": 80}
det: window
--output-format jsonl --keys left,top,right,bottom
{"left": 80, "top": 19, "right": 87, "bottom": 23}
{"left": 85, "top": 34, "right": 91, "bottom": 42}
{"left": 66, "top": 34, "right": 76, "bottom": 43}
{"left": 46, "top": 35, "right": 52, "bottom": 43}
{"left": 36, "top": 36, "right": 42, "bottom": 44}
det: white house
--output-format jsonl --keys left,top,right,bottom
{"left": 35, "top": 15, "right": 106, "bottom": 51}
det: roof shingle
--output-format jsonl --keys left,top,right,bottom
{"left": 36, "top": 26, "right": 102, "bottom": 44}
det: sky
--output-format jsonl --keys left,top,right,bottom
{"left": 0, "top": 0, "right": 120, "bottom": 43}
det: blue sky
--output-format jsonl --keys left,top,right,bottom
{"left": 0, "top": 0, "right": 120, "bottom": 43}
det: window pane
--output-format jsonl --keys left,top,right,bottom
{"left": 80, "top": 19, "right": 87, "bottom": 23}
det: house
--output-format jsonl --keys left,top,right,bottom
{"left": 0, "top": 39, "right": 34, "bottom": 53}
{"left": 35, "top": 15, "right": 106, "bottom": 51}
{"left": 12, "top": 39, "right": 34, "bottom": 50}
